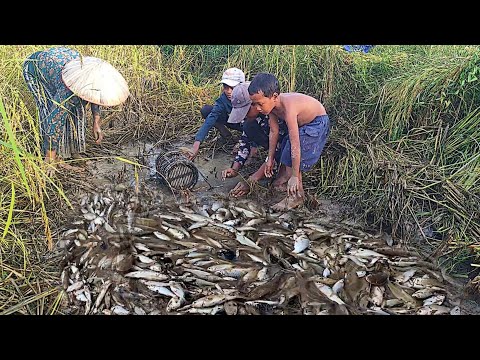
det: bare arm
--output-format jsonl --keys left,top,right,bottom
{"left": 268, "top": 113, "right": 280, "bottom": 160}
{"left": 284, "top": 108, "right": 300, "bottom": 178}
{"left": 264, "top": 113, "right": 280, "bottom": 178}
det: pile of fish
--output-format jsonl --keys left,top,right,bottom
{"left": 59, "top": 185, "right": 463, "bottom": 315}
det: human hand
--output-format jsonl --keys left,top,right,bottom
{"left": 287, "top": 176, "right": 300, "bottom": 197}
{"left": 222, "top": 168, "right": 237, "bottom": 180}
{"left": 93, "top": 123, "right": 104, "bottom": 144}
{"left": 264, "top": 156, "right": 274, "bottom": 178}
{"left": 229, "top": 179, "right": 253, "bottom": 198}
{"left": 183, "top": 142, "right": 200, "bottom": 161}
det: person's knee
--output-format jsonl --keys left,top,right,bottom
{"left": 200, "top": 105, "right": 213, "bottom": 119}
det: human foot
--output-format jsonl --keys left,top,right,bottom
{"left": 271, "top": 195, "right": 304, "bottom": 211}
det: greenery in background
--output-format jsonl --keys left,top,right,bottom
{"left": 1, "top": 45, "right": 479, "bottom": 313}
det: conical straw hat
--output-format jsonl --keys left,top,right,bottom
{"left": 62, "top": 56, "right": 130, "bottom": 106}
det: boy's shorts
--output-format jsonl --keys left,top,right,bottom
{"left": 278, "top": 114, "right": 330, "bottom": 171}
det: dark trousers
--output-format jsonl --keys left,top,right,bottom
{"left": 243, "top": 119, "right": 269, "bottom": 149}
{"left": 201, "top": 105, "right": 242, "bottom": 139}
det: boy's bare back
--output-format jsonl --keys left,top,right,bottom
{"left": 272, "top": 93, "right": 326, "bottom": 127}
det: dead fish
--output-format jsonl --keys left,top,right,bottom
{"left": 423, "top": 295, "right": 445, "bottom": 306}
{"left": 450, "top": 306, "right": 461, "bottom": 315}
{"left": 349, "top": 248, "right": 387, "bottom": 259}
{"left": 192, "top": 294, "right": 236, "bottom": 308}
{"left": 232, "top": 206, "right": 258, "bottom": 219}
{"left": 235, "top": 233, "right": 261, "bottom": 250}
{"left": 136, "top": 254, "right": 155, "bottom": 264}
{"left": 245, "top": 218, "right": 266, "bottom": 227}
{"left": 83, "top": 213, "right": 97, "bottom": 221}
{"left": 185, "top": 305, "right": 224, "bottom": 315}
{"left": 67, "top": 281, "right": 84, "bottom": 293}
{"left": 111, "top": 305, "right": 130, "bottom": 315}
{"left": 153, "top": 231, "right": 172, "bottom": 241}
{"left": 63, "top": 228, "right": 79, "bottom": 237}
{"left": 256, "top": 267, "right": 269, "bottom": 281}
{"left": 246, "top": 253, "right": 268, "bottom": 265}
{"left": 94, "top": 281, "right": 112, "bottom": 309}
{"left": 411, "top": 288, "right": 435, "bottom": 299}
{"left": 192, "top": 233, "right": 223, "bottom": 249}
{"left": 161, "top": 222, "right": 189, "bottom": 239}
{"left": 217, "top": 268, "right": 251, "bottom": 279}
{"left": 98, "top": 256, "right": 113, "bottom": 270}
{"left": 242, "top": 268, "right": 260, "bottom": 282}
{"left": 207, "top": 264, "right": 234, "bottom": 272}
{"left": 394, "top": 269, "right": 416, "bottom": 283}
{"left": 293, "top": 235, "right": 310, "bottom": 253}
{"left": 158, "top": 214, "right": 182, "bottom": 222}
{"left": 384, "top": 299, "right": 403, "bottom": 308}
{"left": 188, "top": 221, "right": 209, "bottom": 231}
{"left": 149, "top": 264, "right": 164, "bottom": 272}
{"left": 367, "top": 306, "right": 390, "bottom": 315}
{"left": 223, "top": 219, "right": 241, "bottom": 227}
{"left": 315, "top": 283, "right": 345, "bottom": 305}
{"left": 134, "top": 243, "right": 151, "bottom": 252}
{"left": 184, "top": 269, "right": 225, "bottom": 282}
{"left": 332, "top": 279, "right": 345, "bottom": 294}
{"left": 179, "top": 205, "right": 194, "bottom": 213}
{"left": 104, "top": 222, "right": 116, "bottom": 233}
{"left": 387, "top": 282, "right": 420, "bottom": 308}
{"left": 370, "top": 286, "right": 385, "bottom": 306}
{"left": 411, "top": 277, "right": 444, "bottom": 290}
{"left": 134, "top": 306, "right": 146, "bottom": 315}
{"left": 211, "top": 201, "right": 225, "bottom": 212}
{"left": 146, "top": 284, "right": 176, "bottom": 297}
{"left": 169, "top": 282, "right": 186, "bottom": 299}
{"left": 124, "top": 271, "right": 169, "bottom": 281}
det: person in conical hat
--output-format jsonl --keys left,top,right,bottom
{"left": 22, "top": 46, "right": 128, "bottom": 175}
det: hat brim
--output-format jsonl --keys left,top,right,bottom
{"left": 220, "top": 79, "right": 241, "bottom": 88}
{"left": 227, "top": 105, "right": 250, "bottom": 124}
{"left": 62, "top": 57, "right": 129, "bottom": 107}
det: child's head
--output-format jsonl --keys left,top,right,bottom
{"left": 220, "top": 67, "right": 245, "bottom": 100}
{"left": 227, "top": 82, "right": 260, "bottom": 124}
{"left": 248, "top": 72, "right": 280, "bottom": 115}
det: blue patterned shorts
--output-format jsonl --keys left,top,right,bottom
{"left": 279, "top": 114, "right": 330, "bottom": 171}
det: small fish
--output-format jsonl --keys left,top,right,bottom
{"left": 246, "top": 254, "right": 268, "bottom": 265}
{"left": 83, "top": 213, "right": 97, "bottom": 221}
{"left": 111, "top": 305, "right": 130, "bottom": 315}
{"left": 293, "top": 235, "right": 310, "bottom": 253}
{"left": 235, "top": 233, "right": 261, "bottom": 250}
{"left": 166, "top": 297, "right": 185, "bottom": 312}
{"left": 124, "top": 271, "right": 169, "bottom": 281}
{"left": 192, "top": 294, "right": 235, "bottom": 308}
{"left": 315, "top": 283, "right": 345, "bottom": 305}
{"left": 153, "top": 231, "right": 172, "bottom": 241}
{"left": 67, "top": 281, "right": 84, "bottom": 293}
{"left": 169, "top": 282, "right": 186, "bottom": 299}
